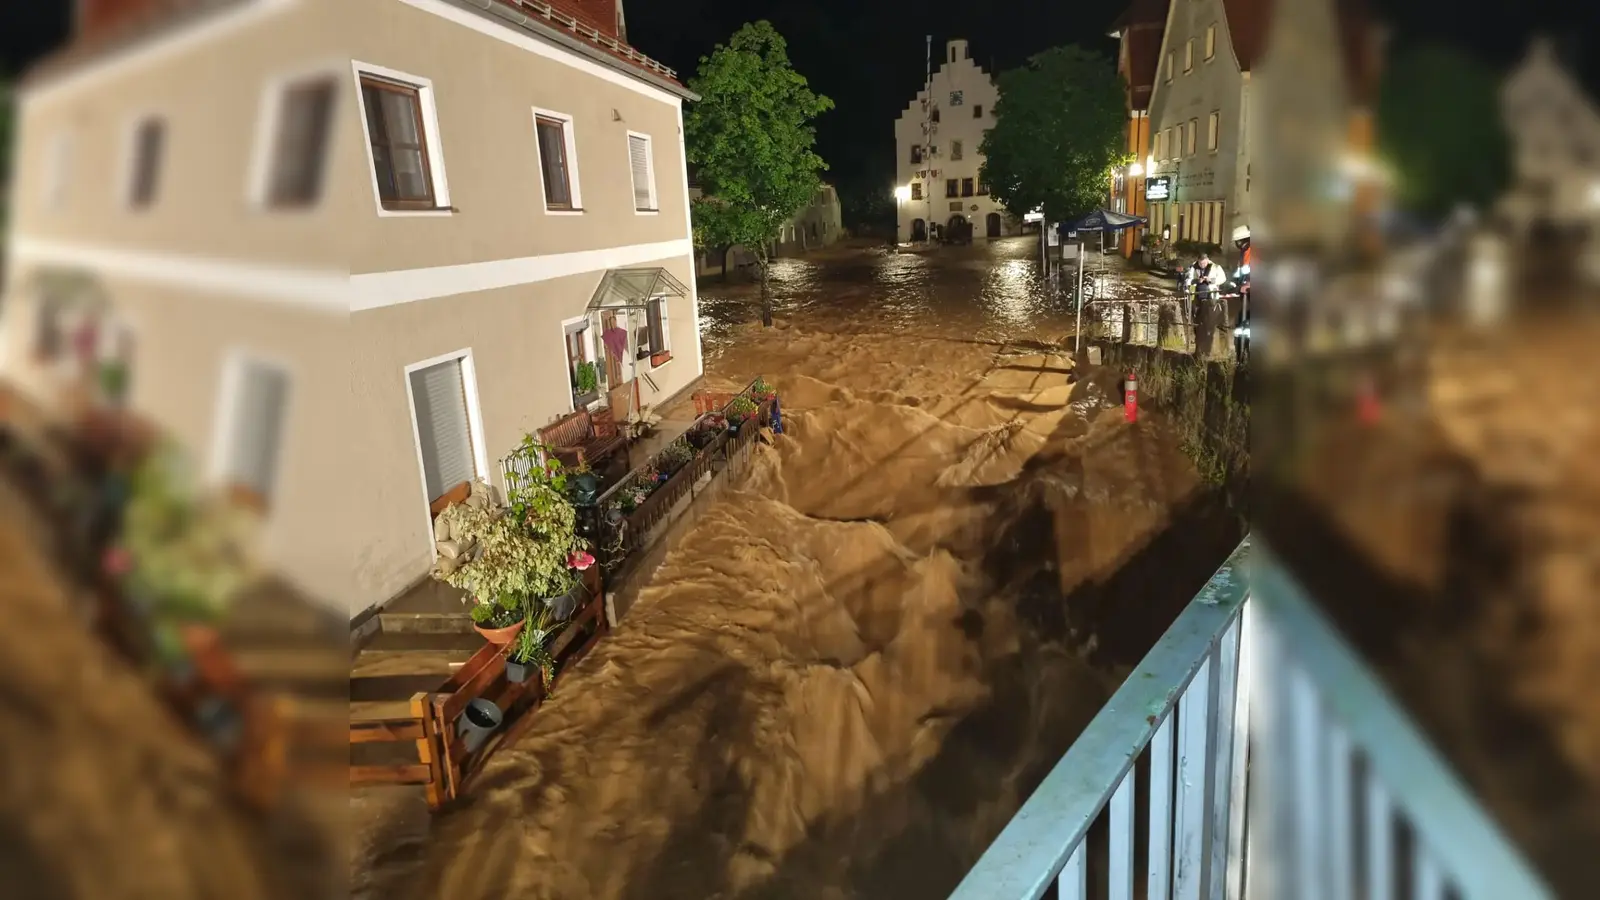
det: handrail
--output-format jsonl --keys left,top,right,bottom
{"left": 1248, "top": 552, "right": 1556, "bottom": 900}
{"left": 948, "top": 537, "right": 1252, "bottom": 899}
{"left": 593, "top": 375, "right": 764, "bottom": 510}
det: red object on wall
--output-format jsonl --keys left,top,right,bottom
{"left": 1125, "top": 371, "right": 1139, "bottom": 423}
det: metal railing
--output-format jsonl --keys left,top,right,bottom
{"left": 950, "top": 538, "right": 1555, "bottom": 900}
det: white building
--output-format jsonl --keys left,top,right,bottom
{"left": 1498, "top": 38, "right": 1600, "bottom": 243}
{"left": 894, "top": 39, "right": 1016, "bottom": 243}
{"left": 1145, "top": 0, "right": 1257, "bottom": 253}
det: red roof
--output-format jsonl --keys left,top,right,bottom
{"left": 496, "top": 0, "right": 682, "bottom": 87}
{"left": 1116, "top": 0, "right": 1169, "bottom": 112}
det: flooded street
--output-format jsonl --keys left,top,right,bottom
{"left": 379, "top": 238, "right": 1233, "bottom": 900}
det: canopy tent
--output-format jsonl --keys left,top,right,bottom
{"left": 1057, "top": 209, "right": 1148, "bottom": 359}
{"left": 584, "top": 267, "right": 690, "bottom": 312}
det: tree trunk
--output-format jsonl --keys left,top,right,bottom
{"left": 758, "top": 258, "right": 774, "bottom": 327}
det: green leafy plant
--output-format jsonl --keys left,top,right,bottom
{"left": 657, "top": 439, "right": 694, "bottom": 474}
{"left": 508, "top": 605, "right": 559, "bottom": 688}
{"left": 434, "top": 436, "right": 587, "bottom": 604}
{"left": 119, "top": 441, "right": 262, "bottom": 622}
{"left": 979, "top": 45, "right": 1126, "bottom": 224}
{"left": 750, "top": 377, "right": 776, "bottom": 400}
{"left": 726, "top": 395, "right": 759, "bottom": 424}
{"left": 470, "top": 592, "right": 524, "bottom": 629}
{"left": 574, "top": 361, "right": 600, "bottom": 396}
{"left": 686, "top": 21, "right": 834, "bottom": 327}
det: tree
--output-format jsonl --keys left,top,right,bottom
{"left": 979, "top": 46, "right": 1126, "bottom": 225}
{"left": 1377, "top": 43, "right": 1508, "bottom": 221}
{"left": 685, "top": 21, "right": 833, "bottom": 327}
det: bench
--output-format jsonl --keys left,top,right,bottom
{"left": 537, "top": 407, "right": 626, "bottom": 470}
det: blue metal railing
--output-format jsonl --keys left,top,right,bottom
{"left": 950, "top": 538, "right": 1555, "bottom": 900}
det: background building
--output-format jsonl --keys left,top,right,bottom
{"left": 1108, "top": 0, "right": 1170, "bottom": 258}
{"left": 894, "top": 39, "right": 1016, "bottom": 243}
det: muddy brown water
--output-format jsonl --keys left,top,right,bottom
{"left": 365, "top": 238, "right": 1241, "bottom": 900}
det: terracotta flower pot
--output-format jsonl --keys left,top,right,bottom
{"left": 474, "top": 619, "right": 524, "bottom": 645}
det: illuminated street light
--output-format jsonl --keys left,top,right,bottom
{"left": 893, "top": 185, "right": 912, "bottom": 202}
{"left": 1128, "top": 161, "right": 1145, "bottom": 178}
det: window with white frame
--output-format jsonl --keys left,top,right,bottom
{"left": 355, "top": 63, "right": 450, "bottom": 213}
{"left": 217, "top": 356, "right": 290, "bottom": 507}
{"left": 564, "top": 318, "right": 604, "bottom": 407}
{"left": 534, "top": 109, "right": 582, "bottom": 211}
{"left": 628, "top": 132, "right": 658, "bottom": 212}
{"left": 264, "top": 75, "right": 337, "bottom": 208}
{"left": 126, "top": 116, "right": 166, "bottom": 209}
{"left": 408, "top": 356, "right": 479, "bottom": 504}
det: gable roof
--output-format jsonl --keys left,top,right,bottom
{"left": 1221, "top": 0, "right": 1273, "bottom": 72}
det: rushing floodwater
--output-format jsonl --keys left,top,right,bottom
{"left": 362, "top": 237, "right": 1221, "bottom": 900}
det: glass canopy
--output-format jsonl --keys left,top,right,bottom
{"left": 585, "top": 267, "right": 690, "bottom": 311}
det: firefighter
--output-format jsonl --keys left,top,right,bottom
{"left": 1231, "top": 225, "right": 1252, "bottom": 360}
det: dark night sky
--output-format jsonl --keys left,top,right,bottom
{"left": 4, "top": 1, "right": 1599, "bottom": 192}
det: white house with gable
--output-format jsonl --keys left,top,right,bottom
{"left": 894, "top": 39, "right": 1016, "bottom": 243}
{"left": 1499, "top": 38, "right": 1600, "bottom": 246}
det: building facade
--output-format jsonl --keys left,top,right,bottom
{"left": 1498, "top": 38, "right": 1600, "bottom": 241}
{"left": 1108, "top": 0, "right": 1171, "bottom": 257}
{"left": 894, "top": 39, "right": 1016, "bottom": 243}
{"left": 2, "top": 0, "right": 702, "bottom": 619}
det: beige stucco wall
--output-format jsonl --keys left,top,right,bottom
{"left": 2, "top": 0, "right": 701, "bottom": 618}
{"left": 350, "top": 253, "right": 700, "bottom": 610}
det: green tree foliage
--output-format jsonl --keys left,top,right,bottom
{"left": 979, "top": 46, "right": 1126, "bottom": 224}
{"left": 1377, "top": 43, "right": 1509, "bottom": 221}
{"left": 685, "top": 21, "right": 833, "bottom": 326}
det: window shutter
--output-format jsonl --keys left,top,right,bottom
{"left": 629, "top": 134, "right": 653, "bottom": 210}
{"left": 227, "top": 362, "right": 290, "bottom": 500}
{"left": 409, "top": 360, "right": 476, "bottom": 502}
{"left": 647, "top": 299, "right": 665, "bottom": 352}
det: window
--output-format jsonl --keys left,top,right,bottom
{"left": 126, "top": 116, "right": 166, "bottom": 209}
{"left": 265, "top": 76, "right": 337, "bottom": 208}
{"left": 949, "top": 91, "right": 964, "bottom": 106}
{"left": 1205, "top": 24, "right": 1217, "bottom": 60}
{"left": 408, "top": 355, "right": 480, "bottom": 505}
{"left": 628, "top": 132, "right": 657, "bottom": 212}
{"left": 946, "top": 178, "right": 960, "bottom": 198}
{"left": 965, "top": 45, "right": 971, "bottom": 60}
{"left": 974, "top": 104, "right": 983, "bottom": 118}
{"left": 976, "top": 179, "right": 989, "bottom": 196}
{"left": 359, "top": 74, "right": 438, "bottom": 210}
{"left": 950, "top": 45, "right": 957, "bottom": 63}
{"left": 1165, "top": 52, "right": 1174, "bottom": 82}
{"left": 634, "top": 299, "right": 671, "bottom": 366}
{"left": 1208, "top": 111, "right": 1220, "bottom": 151}
{"left": 1188, "top": 118, "right": 1198, "bottom": 155}
{"left": 910, "top": 145, "right": 924, "bottom": 164}
{"left": 534, "top": 112, "right": 581, "bottom": 211}
{"left": 1175, "top": 123, "right": 1184, "bottom": 158}
{"left": 564, "top": 319, "right": 603, "bottom": 407}
{"left": 951, "top": 140, "right": 964, "bottom": 161}
{"left": 961, "top": 178, "right": 974, "bottom": 197}
{"left": 216, "top": 356, "right": 290, "bottom": 508}
{"left": 911, "top": 181, "right": 923, "bottom": 200}
{"left": 1185, "top": 39, "right": 1194, "bottom": 72}
{"left": 931, "top": 108, "right": 941, "bottom": 123}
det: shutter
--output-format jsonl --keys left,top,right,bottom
{"left": 629, "top": 135, "right": 653, "bottom": 210}
{"left": 409, "top": 359, "right": 476, "bottom": 502}
{"left": 228, "top": 361, "right": 290, "bottom": 499}
{"left": 647, "top": 299, "right": 665, "bottom": 353}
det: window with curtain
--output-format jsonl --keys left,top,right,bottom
{"left": 361, "top": 76, "right": 434, "bottom": 209}
{"left": 536, "top": 115, "right": 574, "bottom": 209}
{"left": 409, "top": 358, "right": 476, "bottom": 503}
{"left": 268, "top": 77, "right": 337, "bottom": 208}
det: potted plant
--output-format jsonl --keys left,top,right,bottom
{"left": 568, "top": 456, "right": 600, "bottom": 506}
{"left": 505, "top": 605, "right": 558, "bottom": 686}
{"left": 726, "top": 396, "right": 759, "bottom": 430}
{"left": 572, "top": 361, "right": 601, "bottom": 407}
{"left": 750, "top": 377, "right": 776, "bottom": 402}
{"left": 657, "top": 440, "right": 694, "bottom": 477}
{"left": 434, "top": 438, "right": 589, "bottom": 642}
{"left": 470, "top": 592, "right": 526, "bottom": 644}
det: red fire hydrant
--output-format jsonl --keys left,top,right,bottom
{"left": 1125, "top": 370, "right": 1139, "bottom": 423}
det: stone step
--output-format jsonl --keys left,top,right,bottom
{"left": 378, "top": 611, "right": 476, "bottom": 635}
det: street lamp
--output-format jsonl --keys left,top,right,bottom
{"left": 893, "top": 185, "right": 912, "bottom": 203}
{"left": 1128, "top": 161, "right": 1144, "bottom": 178}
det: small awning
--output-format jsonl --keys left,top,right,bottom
{"left": 585, "top": 267, "right": 690, "bottom": 312}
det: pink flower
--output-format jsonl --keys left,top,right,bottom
{"left": 568, "top": 550, "right": 595, "bottom": 571}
